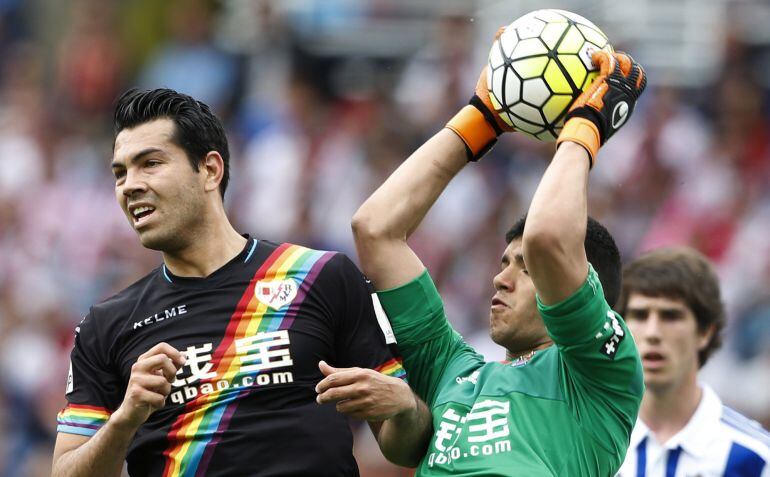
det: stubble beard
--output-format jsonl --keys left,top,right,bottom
{"left": 489, "top": 307, "right": 546, "bottom": 357}
{"left": 489, "top": 310, "right": 515, "bottom": 349}
{"left": 137, "top": 191, "right": 204, "bottom": 253}
{"left": 138, "top": 224, "right": 185, "bottom": 252}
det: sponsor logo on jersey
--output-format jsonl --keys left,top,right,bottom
{"left": 456, "top": 370, "right": 480, "bottom": 385}
{"left": 599, "top": 311, "right": 625, "bottom": 359}
{"left": 255, "top": 279, "right": 298, "bottom": 310}
{"left": 132, "top": 304, "right": 188, "bottom": 330}
{"left": 428, "top": 400, "right": 513, "bottom": 468}
{"left": 168, "top": 330, "right": 295, "bottom": 405}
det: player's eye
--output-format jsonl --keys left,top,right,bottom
{"left": 625, "top": 310, "right": 647, "bottom": 321}
{"left": 145, "top": 160, "right": 161, "bottom": 168}
{"left": 113, "top": 169, "right": 126, "bottom": 181}
{"left": 660, "top": 309, "right": 684, "bottom": 321}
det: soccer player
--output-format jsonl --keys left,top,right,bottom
{"left": 51, "top": 88, "right": 430, "bottom": 477}
{"left": 322, "top": 49, "right": 647, "bottom": 475}
{"left": 615, "top": 247, "right": 770, "bottom": 476}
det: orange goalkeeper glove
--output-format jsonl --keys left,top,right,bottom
{"left": 557, "top": 50, "right": 647, "bottom": 167}
{"left": 446, "top": 28, "right": 514, "bottom": 162}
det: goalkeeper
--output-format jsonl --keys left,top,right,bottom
{"left": 317, "top": 46, "right": 647, "bottom": 475}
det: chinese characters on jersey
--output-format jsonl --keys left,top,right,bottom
{"left": 169, "top": 330, "right": 295, "bottom": 404}
{"left": 429, "top": 399, "right": 513, "bottom": 467}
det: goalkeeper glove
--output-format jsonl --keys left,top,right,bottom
{"left": 557, "top": 50, "right": 647, "bottom": 167}
{"left": 445, "top": 28, "right": 514, "bottom": 162}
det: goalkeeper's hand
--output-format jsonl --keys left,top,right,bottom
{"left": 557, "top": 50, "right": 647, "bottom": 166}
{"left": 446, "top": 27, "right": 514, "bottom": 162}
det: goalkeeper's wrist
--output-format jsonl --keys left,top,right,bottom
{"left": 556, "top": 117, "right": 601, "bottom": 168}
{"left": 445, "top": 97, "right": 502, "bottom": 162}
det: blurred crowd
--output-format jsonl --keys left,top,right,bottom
{"left": 0, "top": 1, "right": 768, "bottom": 476}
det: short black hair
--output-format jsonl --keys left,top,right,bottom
{"left": 113, "top": 88, "right": 230, "bottom": 198}
{"left": 505, "top": 215, "right": 622, "bottom": 307}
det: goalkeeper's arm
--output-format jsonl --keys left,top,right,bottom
{"left": 352, "top": 33, "right": 514, "bottom": 292}
{"left": 524, "top": 51, "right": 646, "bottom": 305}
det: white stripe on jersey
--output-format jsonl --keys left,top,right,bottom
{"left": 617, "top": 385, "right": 770, "bottom": 477}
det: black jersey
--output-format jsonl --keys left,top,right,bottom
{"left": 57, "top": 238, "right": 405, "bottom": 477}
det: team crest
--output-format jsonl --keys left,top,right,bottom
{"left": 255, "top": 279, "right": 299, "bottom": 310}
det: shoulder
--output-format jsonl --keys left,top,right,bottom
{"left": 262, "top": 240, "right": 343, "bottom": 269}
{"left": 260, "top": 242, "right": 365, "bottom": 295}
{"left": 718, "top": 404, "right": 770, "bottom": 458}
{"left": 86, "top": 267, "right": 161, "bottom": 330}
{"left": 537, "top": 264, "right": 608, "bottom": 321}
{"left": 276, "top": 242, "right": 360, "bottom": 278}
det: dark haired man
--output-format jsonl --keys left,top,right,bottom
{"left": 616, "top": 247, "right": 770, "bottom": 477}
{"left": 318, "top": 50, "right": 647, "bottom": 475}
{"left": 51, "top": 88, "right": 430, "bottom": 476}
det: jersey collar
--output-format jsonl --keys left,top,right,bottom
{"left": 632, "top": 384, "right": 723, "bottom": 458}
{"left": 161, "top": 235, "right": 258, "bottom": 286}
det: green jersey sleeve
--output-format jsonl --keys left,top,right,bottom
{"left": 537, "top": 264, "right": 644, "bottom": 455}
{"left": 377, "top": 270, "right": 484, "bottom": 407}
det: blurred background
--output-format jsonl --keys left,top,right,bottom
{"left": 1, "top": 0, "right": 769, "bottom": 475}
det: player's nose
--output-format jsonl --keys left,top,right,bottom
{"left": 493, "top": 269, "right": 513, "bottom": 292}
{"left": 122, "top": 169, "right": 148, "bottom": 197}
{"left": 643, "top": 313, "right": 664, "bottom": 341}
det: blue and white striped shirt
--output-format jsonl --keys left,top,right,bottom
{"left": 618, "top": 385, "right": 770, "bottom": 477}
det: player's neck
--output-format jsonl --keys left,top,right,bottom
{"left": 162, "top": 215, "right": 247, "bottom": 278}
{"left": 640, "top": 374, "right": 702, "bottom": 445}
{"left": 505, "top": 339, "right": 553, "bottom": 361}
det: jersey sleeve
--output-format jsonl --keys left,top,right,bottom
{"left": 537, "top": 264, "right": 644, "bottom": 455}
{"left": 329, "top": 254, "right": 406, "bottom": 380}
{"left": 57, "top": 309, "right": 123, "bottom": 437}
{"left": 376, "top": 269, "right": 483, "bottom": 407}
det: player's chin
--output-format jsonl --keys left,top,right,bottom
{"left": 489, "top": 306, "right": 511, "bottom": 326}
{"left": 642, "top": 374, "right": 673, "bottom": 392}
{"left": 488, "top": 319, "right": 507, "bottom": 346}
{"left": 488, "top": 311, "right": 499, "bottom": 331}
{"left": 136, "top": 228, "right": 174, "bottom": 251}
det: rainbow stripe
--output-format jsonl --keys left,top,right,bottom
{"left": 161, "top": 244, "right": 335, "bottom": 477}
{"left": 57, "top": 404, "right": 112, "bottom": 436}
{"left": 376, "top": 357, "right": 406, "bottom": 380}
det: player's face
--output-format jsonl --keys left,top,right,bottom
{"left": 489, "top": 239, "right": 550, "bottom": 355}
{"left": 112, "top": 118, "right": 207, "bottom": 251}
{"left": 624, "top": 293, "right": 713, "bottom": 392}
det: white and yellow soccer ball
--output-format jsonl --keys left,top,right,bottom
{"left": 487, "top": 9, "right": 613, "bottom": 141}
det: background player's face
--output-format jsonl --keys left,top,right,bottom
{"left": 112, "top": 118, "right": 208, "bottom": 252}
{"left": 489, "top": 238, "right": 550, "bottom": 355}
{"left": 624, "top": 293, "right": 713, "bottom": 392}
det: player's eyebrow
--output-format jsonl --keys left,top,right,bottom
{"left": 111, "top": 147, "right": 165, "bottom": 169}
{"left": 501, "top": 252, "right": 526, "bottom": 267}
{"left": 627, "top": 304, "right": 686, "bottom": 316}
{"left": 626, "top": 305, "right": 649, "bottom": 313}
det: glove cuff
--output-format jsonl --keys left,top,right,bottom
{"left": 445, "top": 103, "right": 500, "bottom": 162}
{"left": 556, "top": 117, "right": 601, "bottom": 168}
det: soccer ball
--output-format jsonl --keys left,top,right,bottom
{"left": 487, "top": 9, "right": 613, "bottom": 141}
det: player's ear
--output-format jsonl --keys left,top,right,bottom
{"left": 201, "top": 151, "right": 224, "bottom": 193}
{"left": 697, "top": 323, "right": 716, "bottom": 351}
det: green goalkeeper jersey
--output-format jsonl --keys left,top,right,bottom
{"left": 377, "top": 265, "right": 643, "bottom": 476}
